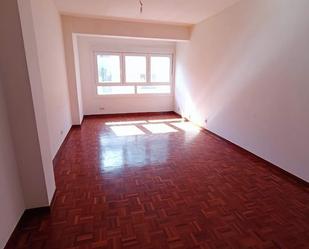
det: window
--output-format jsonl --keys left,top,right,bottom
{"left": 125, "top": 55, "right": 147, "bottom": 83}
{"left": 96, "top": 54, "right": 121, "bottom": 83}
{"left": 137, "top": 85, "right": 171, "bottom": 94}
{"left": 97, "top": 86, "right": 135, "bottom": 95}
{"left": 150, "top": 56, "right": 171, "bottom": 83}
{"left": 95, "top": 52, "right": 172, "bottom": 96}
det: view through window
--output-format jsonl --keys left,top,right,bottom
{"left": 96, "top": 53, "right": 172, "bottom": 95}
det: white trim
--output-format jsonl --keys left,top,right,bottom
{"left": 123, "top": 53, "right": 147, "bottom": 84}
{"left": 94, "top": 51, "right": 174, "bottom": 96}
{"left": 94, "top": 52, "right": 122, "bottom": 84}
{"left": 149, "top": 54, "right": 173, "bottom": 84}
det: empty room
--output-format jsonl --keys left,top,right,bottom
{"left": 0, "top": 0, "right": 308, "bottom": 248}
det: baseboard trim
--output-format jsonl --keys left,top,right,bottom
{"left": 52, "top": 125, "right": 79, "bottom": 168}
{"left": 205, "top": 128, "right": 308, "bottom": 187}
{"left": 84, "top": 111, "right": 176, "bottom": 119}
{"left": 175, "top": 109, "right": 308, "bottom": 187}
{"left": 56, "top": 111, "right": 307, "bottom": 187}
{"left": 4, "top": 189, "right": 57, "bottom": 248}
{"left": 189, "top": 122, "right": 308, "bottom": 188}
{"left": 6, "top": 111, "right": 181, "bottom": 248}
{"left": 4, "top": 111, "right": 307, "bottom": 249}
{"left": 50, "top": 188, "right": 57, "bottom": 209}
{"left": 53, "top": 111, "right": 178, "bottom": 167}
{"left": 4, "top": 206, "right": 50, "bottom": 249}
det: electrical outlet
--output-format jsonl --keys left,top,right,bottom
{"left": 205, "top": 119, "right": 208, "bottom": 124}
{"left": 99, "top": 107, "right": 105, "bottom": 111}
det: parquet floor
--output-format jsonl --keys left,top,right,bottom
{"left": 6, "top": 113, "right": 309, "bottom": 249}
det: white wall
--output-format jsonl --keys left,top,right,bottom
{"left": 77, "top": 36, "right": 175, "bottom": 115}
{"left": 62, "top": 15, "right": 190, "bottom": 124}
{"left": 0, "top": 0, "right": 71, "bottom": 245}
{"left": 62, "top": 15, "right": 191, "bottom": 41}
{"left": 24, "top": 0, "right": 72, "bottom": 158}
{"left": 18, "top": 0, "right": 73, "bottom": 205}
{"left": 0, "top": 80, "right": 25, "bottom": 249}
{"left": 175, "top": 0, "right": 309, "bottom": 182}
{"left": 0, "top": 0, "right": 50, "bottom": 209}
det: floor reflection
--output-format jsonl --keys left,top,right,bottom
{"left": 98, "top": 116, "right": 201, "bottom": 172}
{"left": 99, "top": 132, "right": 171, "bottom": 171}
{"left": 147, "top": 138, "right": 168, "bottom": 164}
{"left": 101, "top": 148, "right": 124, "bottom": 170}
{"left": 14, "top": 115, "right": 308, "bottom": 249}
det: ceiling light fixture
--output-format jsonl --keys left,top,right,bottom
{"left": 139, "top": 0, "right": 143, "bottom": 14}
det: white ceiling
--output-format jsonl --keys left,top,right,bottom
{"left": 53, "top": 0, "right": 241, "bottom": 25}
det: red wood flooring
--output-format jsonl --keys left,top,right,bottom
{"left": 6, "top": 113, "right": 309, "bottom": 249}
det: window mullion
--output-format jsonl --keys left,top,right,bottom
{"left": 95, "top": 52, "right": 172, "bottom": 96}
{"left": 146, "top": 54, "right": 150, "bottom": 84}
{"left": 120, "top": 53, "right": 125, "bottom": 85}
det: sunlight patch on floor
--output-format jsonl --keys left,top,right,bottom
{"left": 170, "top": 122, "right": 201, "bottom": 133}
{"left": 105, "top": 120, "right": 147, "bottom": 125}
{"left": 148, "top": 118, "right": 185, "bottom": 123}
{"left": 142, "top": 123, "right": 178, "bottom": 134}
{"left": 110, "top": 125, "right": 145, "bottom": 136}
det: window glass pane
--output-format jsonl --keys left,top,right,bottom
{"left": 151, "top": 56, "right": 171, "bottom": 83}
{"left": 97, "top": 55, "right": 121, "bottom": 83}
{"left": 137, "top": 85, "right": 171, "bottom": 94}
{"left": 125, "top": 56, "right": 146, "bottom": 83}
{"left": 97, "top": 86, "right": 134, "bottom": 95}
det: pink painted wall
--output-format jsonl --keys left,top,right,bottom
{"left": 175, "top": 0, "right": 309, "bottom": 182}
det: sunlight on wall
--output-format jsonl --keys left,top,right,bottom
{"left": 174, "top": 60, "right": 206, "bottom": 128}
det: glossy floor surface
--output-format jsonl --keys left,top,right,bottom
{"left": 6, "top": 113, "right": 309, "bottom": 249}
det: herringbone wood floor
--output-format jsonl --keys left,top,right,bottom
{"left": 5, "top": 113, "right": 309, "bottom": 249}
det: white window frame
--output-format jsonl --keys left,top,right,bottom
{"left": 123, "top": 53, "right": 148, "bottom": 84}
{"left": 149, "top": 54, "right": 173, "bottom": 84}
{"left": 95, "top": 52, "right": 122, "bottom": 85}
{"left": 94, "top": 51, "right": 173, "bottom": 97}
